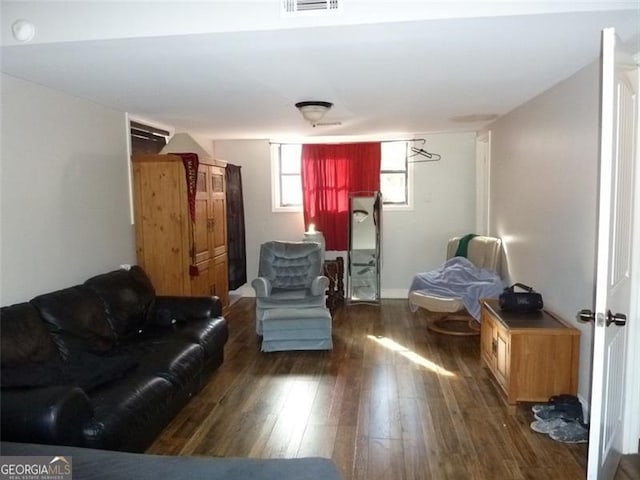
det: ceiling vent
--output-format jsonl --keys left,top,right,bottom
{"left": 282, "top": 0, "right": 341, "bottom": 16}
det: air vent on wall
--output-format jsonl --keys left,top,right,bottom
{"left": 282, "top": 0, "right": 341, "bottom": 15}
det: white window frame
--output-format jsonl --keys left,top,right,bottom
{"left": 271, "top": 143, "right": 302, "bottom": 212}
{"left": 380, "top": 141, "right": 414, "bottom": 211}
{"left": 270, "top": 140, "right": 414, "bottom": 212}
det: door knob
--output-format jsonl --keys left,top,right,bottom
{"left": 578, "top": 309, "right": 595, "bottom": 322}
{"left": 606, "top": 310, "right": 627, "bottom": 327}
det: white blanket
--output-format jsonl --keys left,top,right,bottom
{"left": 409, "top": 256, "right": 504, "bottom": 320}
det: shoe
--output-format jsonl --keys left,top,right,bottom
{"left": 530, "top": 418, "right": 569, "bottom": 434}
{"left": 534, "top": 403, "right": 583, "bottom": 422}
{"left": 532, "top": 404, "right": 553, "bottom": 414}
{"left": 548, "top": 394, "right": 581, "bottom": 406}
{"left": 532, "top": 394, "right": 581, "bottom": 413}
{"left": 548, "top": 420, "right": 589, "bottom": 444}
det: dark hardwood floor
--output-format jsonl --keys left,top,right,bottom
{"left": 148, "top": 298, "right": 593, "bottom": 479}
{"left": 616, "top": 454, "right": 640, "bottom": 480}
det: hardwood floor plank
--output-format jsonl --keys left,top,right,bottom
{"left": 332, "top": 426, "right": 357, "bottom": 478}
{"left": 615, "top": 454, "right": 640, "bottom": 480}
{"left": 148, "top": 298, "right": 589, "bottom": 479}
{"left": 297, "top": 424, "right": 338, "bottom": 458}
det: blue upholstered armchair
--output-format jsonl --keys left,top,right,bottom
{"left": 252, "top": 241, "right": 329, "bottom": 335}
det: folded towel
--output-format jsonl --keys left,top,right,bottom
{"left": 454, "top": 233, "right": 478, "bottom": 258}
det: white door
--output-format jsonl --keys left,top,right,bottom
{"left": 586, "top": 28, "right": 638, "bottom": 480}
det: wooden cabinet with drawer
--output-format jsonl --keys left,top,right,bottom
{"left": 480, "top": 299, "right": 580, "bottom": 410}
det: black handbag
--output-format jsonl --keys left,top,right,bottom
{"left": 499, "top": 283, "right": 543, "bottom": 312}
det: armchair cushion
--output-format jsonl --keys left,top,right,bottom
{"left": 258, "top": 241, "right": 323, "bottom": 289}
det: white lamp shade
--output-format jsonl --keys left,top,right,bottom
{"left": 160, "top": 133, "right": 211, "bottom": 159}
{"left": 303, "top": 230, "right": 326, "bottom": 263}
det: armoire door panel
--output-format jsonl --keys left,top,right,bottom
{"left": 211, "top": 169, "right": 225, "bottom": 194}
{"left": 211, "top": 198, "right": 227, "bottom": 257}
{"left": 190, "top": 260, "right": 212, "bottom": 296}
{"left": 133, "top": 160, "right": 189, "bottom": 296}
{"left": 212, "top": 254, "right": 229, "bottom": 307}
{"left": 193, "top": 198, "right": 211, "bottom": 263}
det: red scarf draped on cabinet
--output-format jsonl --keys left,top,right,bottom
{"left": 301, "top": 142, "right": 381, "bottom": 251}
{"left": 173, "top": 153, "right": 200, "bottom": 276}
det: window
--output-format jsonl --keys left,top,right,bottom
{"left": 278, "top": 144, "right": 303, "bottom": 207}
{"left": 380, "top": 141, "right": 409, "bottom": 205}
{"left": 129, "top": 121, "right": 169, "bottom": 155}
{"left": 271, "top": 141, "right": 411, "bottom": 211}
{"left": 271, "top": 143, "right": 303, "bottom": 212}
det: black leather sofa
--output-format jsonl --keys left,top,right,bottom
{"left": 0, "top": 266, "right": 228, "bottom": 453}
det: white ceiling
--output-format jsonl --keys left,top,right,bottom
{"left": 1, "top": 1, "right": 639, "bottom": 140}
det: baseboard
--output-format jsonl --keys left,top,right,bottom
{"left": 380, "top": 289, "right": 409, "bottom": 299}
{"left": 231, "top": 285, "right": 255, "bottom": 297}
{"left": 233, "top": 287, "right": 410, "bottom": 300}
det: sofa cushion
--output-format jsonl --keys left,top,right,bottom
{"left": 1, "top": 352, "right": 138, "bottom": 391}
{"left": 31, "top": 286, "right": 116, "bottom": 358}
{"left": 0, "top": 303, "right": 59, "bottom": 367}
{"left": 143, "top": 316, "right": 228, "bottom": 359}
{"left": 84, "top": 374, "right": 176, "bottom": 452}
{"left": 85, "top": 266, "right": 155, "bottom": 339}
{"left": 117, "top": 340, "right": 204, "bottom": 391}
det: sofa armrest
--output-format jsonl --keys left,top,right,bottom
{"left": 310, "top": 276, "right": 330, "bottom": 296}
{"left": 150, "top": 296, "right": 222, "bottom": 326}
{"left": 1, "top": 386, "right": 93, "bottom": 446}
{"left": 251, "top": 277, "right": 272, "bottom": 298}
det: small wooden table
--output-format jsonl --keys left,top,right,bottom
{"left": 480, "top": 299, "right": 580, "bottom": 412}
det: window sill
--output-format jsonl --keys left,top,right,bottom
{"left": 383, "top": 203, "right": 413, "bottom": 212}
{"left": 272, "top": 205, "right": 303, "bottom": 213}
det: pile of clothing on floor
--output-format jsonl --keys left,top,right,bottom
{"left": 530, "top": 394, "right": 589, "bottom": 443}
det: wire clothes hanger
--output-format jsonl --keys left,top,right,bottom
{"left": 268, "top": 137, "right": 441, "bottom": 162}
{"left": 407, "top": 139, "right": 441, "bottom": 163}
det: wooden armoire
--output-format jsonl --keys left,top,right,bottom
{"left": 131, "top": 154, "right": 229, "bottom": 308}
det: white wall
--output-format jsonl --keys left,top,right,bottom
{"left": 384, "top": 132, "right": 477, "bottom": 296}
{"left": 214, "top": 132, "right": 477, "bottom": 297}
{"left": 1, "top": 74, "right": 136, "bottom": 305}
{"left": 488, "top": 61, "right": 599, "bottom": 402}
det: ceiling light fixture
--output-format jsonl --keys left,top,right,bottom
{"left": 12, "top": 19, "right": 36, "bottom": 43}
{"left": 295, "top": 101, "right": 333, "bottom": 126}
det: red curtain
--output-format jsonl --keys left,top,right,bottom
{"left": 301, "top": 142, "right": 381, "bottom": 250}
